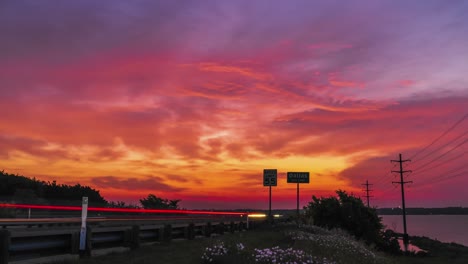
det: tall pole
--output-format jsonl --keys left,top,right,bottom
{"left": 362, "top": 180, "right": 373, "bottom": 207}
{"left": 296, "top": 183, "right": 299, "bottom": 218}
{"left": 391, "top": 153, "right": 412, "bottom": 252}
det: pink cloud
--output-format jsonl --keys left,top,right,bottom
{"left": 399, "top": 80, "right": 416, "bottom": 87}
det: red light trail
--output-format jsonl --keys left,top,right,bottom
{"left": 0, "top": 203, "right": 250, "bottom": 216}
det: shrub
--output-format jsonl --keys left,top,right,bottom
{"left": 304, "top": 190, "right": 383, "bottom": 244}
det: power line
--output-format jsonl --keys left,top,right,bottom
{"left": 411, "top": 130, "right": 468, "bottom": 166}
{"left": 374, "top": 174, "right": 390, "bottom": 186}
{"left": 429, "top": 171, "right": 467, "bottom": 185}
{"left": 422, "top": 165, "right": 466, "bottom": 186}
{"left": 412, "top": 139, "right": 467, "bottom": 172}
{"left": 377, "top": 163, "right": 401, "bottom": 195}
{"left": 380, "top": 171, "right": 406, "bottom": 193}
{"left": 409, "top": 113, "right": 467, "bottom": 160}
{"left": 412, "top": 169, "right": 467, "bottom": 189}
{"left": 380, "top": 183, "right": 399, "bottom": 196}
{"left": 374, "top": 162, "right": 398, "bottom": 186}
{"left": 412, "top": 151, "right": 466, "bottom": 176}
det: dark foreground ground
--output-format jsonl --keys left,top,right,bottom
{"left": 46, "top": 223, "right": 468, "bottom": 264}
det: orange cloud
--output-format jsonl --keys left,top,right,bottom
{"left": 196, "top": 63, "right": 272, "bottom": 81}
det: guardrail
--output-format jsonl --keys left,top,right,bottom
{"left": 0, "top": 216, "right": 258, "bottom": 264}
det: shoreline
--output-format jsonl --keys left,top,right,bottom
{"left": 380, "top": 215, "right": 468, "bottom": 247}
{"left": 387, "top": 229, "right": 468, "bottom": 254}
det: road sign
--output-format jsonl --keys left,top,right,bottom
{"left": 287, "top": 172, "right": 310, "bottom": 183}
{"left": 263, "top": 169, "right": 277, "bottom": 219}
{"left": 263, "top": 169, "right": 277, "bottom": 186}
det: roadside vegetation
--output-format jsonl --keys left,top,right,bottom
{"left": 57, "top": 222, "right": 468, "bottom": 264}
{"left": 0, "top": 171, "right": 180, "bottom": 218}
{"left": 302, "top": 190, "right": 400, "bottom": 254}
{"left": 58, "top": 190, "right": 468, "bottom": 264}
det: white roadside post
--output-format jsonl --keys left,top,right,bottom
{"left": 79, "top": 197, "right": 89, "bottom": 254}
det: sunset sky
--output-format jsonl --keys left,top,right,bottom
{"left": 1, "top": 1, "right": 467, "bottom": 209}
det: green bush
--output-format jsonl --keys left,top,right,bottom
{"left": 304, "top": 190, "right": 382, "bottom": 243}
{"left": 303, "top": 190, "right": 400, "bottom": 254}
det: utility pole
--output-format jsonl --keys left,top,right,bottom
{"left": 391, "top": 153, "right": 412, "bottom": 252}
{"left": 361, "top": 180, "right": 373, "bottom": 207}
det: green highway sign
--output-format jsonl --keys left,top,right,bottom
{"left": 287, "top": 172, "right": 310, "bottom": 183}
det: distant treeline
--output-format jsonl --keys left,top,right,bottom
{"left": 0, "top": 170, "right": 107, "bottom": 206}
{"left": 0, "top": 171, "right": 180, "bottom": 211}
{"left": 378, "top": 207, "right": 468, "bottom": 215}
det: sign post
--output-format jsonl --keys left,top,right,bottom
{"left": 263, "top": 169, "right": 277, "bottom": 219}
{"left": 297, "top": 182, "right": 299, "bottom": 216}
{"left": 287, "top": 172, "right": 310, "bottom": 218}
{"left": 79, "top": 197, "right": 88, "bottom": 255}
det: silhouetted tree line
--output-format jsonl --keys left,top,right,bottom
{"left": 0, "top": 170, "right": 106, "bottom": 206}
{"left": 107, "top": 201, "right": 140, "bottom": 209}
{"left": 139, "top": 194, "right": 180, "bottom": 209}
{"left": 0, "top": 171, "right": 181, "bottom": 210}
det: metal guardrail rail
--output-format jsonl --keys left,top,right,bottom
{"left": 0, "top": 216, "right": 258, "bottom": 264}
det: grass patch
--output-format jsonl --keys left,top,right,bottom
{"left": 56, "top": 223, "right": 468, "bottom": 264}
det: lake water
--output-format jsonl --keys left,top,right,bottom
{"left": 381, "top": 215, "right": 468, "bottom": 246}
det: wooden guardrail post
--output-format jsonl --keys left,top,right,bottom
{"left": 184, "top": 223, "right": 195, "bottom": 240}
{"left": 163, "top": 224, "right": 172, "bottom": 242}
{"left": 158, "top": 227, "right": 164, "bottom": 242}
{"left": 229, "top": 222, "right": 235, "bottom": 233}
{"left": 218, "top": 222, "right": 225, "bottom": 235}
{"left": 203, "top": 222, "right": 212, "bottom": 237}
{"left": 0, "top": 230, "right": 10, "bottom": 264}
{"left": 71, "top": 231, "right": 80, "bottom": 254}
{"left": 132, "top": 225, "right": 140, "bottom": 248}
{"left": 125, "top": 225, "right": 140, "bottom": 249}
